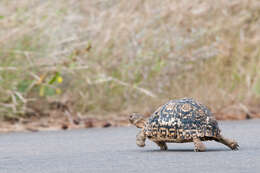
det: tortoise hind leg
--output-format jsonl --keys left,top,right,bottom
{"left": 154, "top": 141, "right": 168, "bottom": 150}
{"left": 136, "top": 129, "right": 146, "bottom": 147}
{"left": 214, "top": 135, "right": 239, "bottom": 150}
{"left": 193, "top": 137, "right": 206, "bottom": 152}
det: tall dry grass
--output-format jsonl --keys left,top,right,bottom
{"left": 0, "top": 0, "right": 260, "bottom": 120}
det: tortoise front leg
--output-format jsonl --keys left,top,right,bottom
{"left": 154, "top": 141, "right": 168, "bottom": 150}
{"left": 136, "top": 129, "right": 146, "bottom": 147}
{"left": 193, "top": 137, "right": 206, "bottom": 152}
{"left": 214, "top": 135, "right": 239, "bottom": 150}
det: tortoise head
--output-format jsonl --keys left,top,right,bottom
{"left": 129, "top": 113, "right": 146, "bottom": 128}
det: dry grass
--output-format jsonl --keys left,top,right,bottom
{"left": 0, "top": 0, "right": 260, "bottom": 121}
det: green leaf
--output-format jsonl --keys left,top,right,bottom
{"left": 44, "top": 87, "right": 56, "bottom": 96}
{"left": 39, "top": 86, "right": 45, "bottom": 96}
{"left": 0, "top": 16, "right": 4, "bottom": 20}
{"left": 39, "top": 86, "right": 56, "bottom": 97}
{"left": 48, "top": 72, "right": 60, "bottom": 85}
{"left": 17, "top": 80, "right": 31, "bottom": 93}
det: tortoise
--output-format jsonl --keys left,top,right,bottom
{"left": 129, "top": 98, "right": 239, "bottom": 152}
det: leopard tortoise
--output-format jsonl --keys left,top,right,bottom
{"left": 129, "top": 98, "right": 239, "bottom": 152}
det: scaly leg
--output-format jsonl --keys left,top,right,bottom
{"left": 154, "top": 141, "right": 168, "bottom": 150}
{"left": 193, "top": 137, "right": 206, "bottom": 152}
{"left": 214, "top": 135, "right": 239, "bottom": 150}
{"left": 136, "top": 129, "right": 146, "bottom": 147}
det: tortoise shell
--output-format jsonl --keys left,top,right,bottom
{"left": 144, "top": 98, "right": 221, "bottom": 142}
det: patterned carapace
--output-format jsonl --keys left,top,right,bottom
{"left": 144, "top": 98, "right": 220, "bottom": 142}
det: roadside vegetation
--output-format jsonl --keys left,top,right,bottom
{"left": 0, "top": 0, "right": 260, "bottom": 129}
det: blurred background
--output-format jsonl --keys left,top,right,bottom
{"left": 0, "top": 0, "right": 259, "bottom": 132}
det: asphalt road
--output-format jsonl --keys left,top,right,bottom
{"left": 0, "top": 119, "right": 260, "bottom": 173}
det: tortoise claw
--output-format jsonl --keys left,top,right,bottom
{"left": 230, "top": 142, "right": 239, "bottom": 151}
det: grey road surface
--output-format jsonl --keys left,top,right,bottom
{"left": 0, "top": 120, "right": 260, "bottom": 173}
